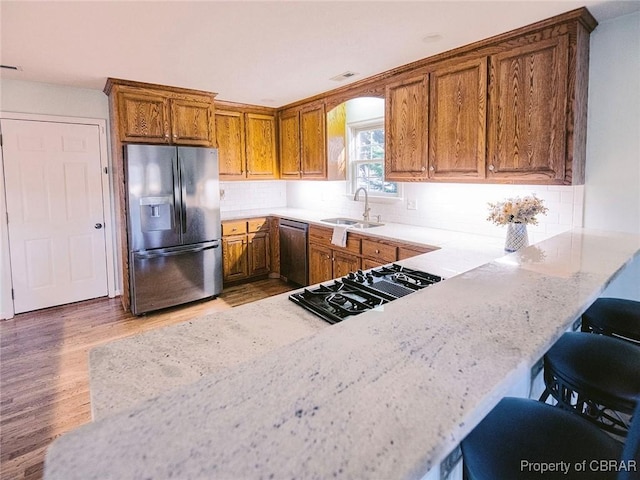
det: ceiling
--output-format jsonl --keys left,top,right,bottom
{"left": 1, "top": 1, "right": 638, "bottom": 107}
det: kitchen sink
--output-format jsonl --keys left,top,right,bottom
{"left": 320, "top": 217, "right": 384, "bottom": 229}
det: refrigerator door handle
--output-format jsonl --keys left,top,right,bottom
{"left": 179, "top": 159, "right": 188, "bottom": 234}
{"left": 134, "top": 243, "right": 219, "bottom": 260}
{"left": 173, "top": 152, "right": 182, "bottom": 238}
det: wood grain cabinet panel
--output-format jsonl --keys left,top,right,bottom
{"left": 309, "top": 243, "right": 334, "bottom": 285}
{"left": 245, "top": 113, "right": 278, "bottom": 179}
{"left": 248, "top": 232, "right": 270, "bottom": 277}
{"left": 300, "top": 104, "right": 327, "bottom": 178}
{"left": 170, "top": 97, "right": 215, "bottom": 146}
{"left": 214, "top": 110, "right": 246, "bottom": 178}
{"left": 361, "top": 239, "right": 397, "bottom": 265}
{"left": 333, "top": 251, "right": 360, "bottom": 279}
{"left": 487, "top": 35, "right": 569, "bottom": 183}
{"left": 278, "top": 110, "right": 301, "bottom": 179}
{"left": 429, "top": 57, "right": 487, "bottom": 180}
{"left": 385, "top": 74, "right": 429, "bottom": 181}
{"left": 222, "top": 235, "right": 249, "bottom": 283}
{"left": 117, "top": 90, "right": 170, "bottom": 143}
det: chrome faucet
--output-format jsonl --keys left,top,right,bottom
{"left": 353, "top": 187, "right": 371, "bottom": 222}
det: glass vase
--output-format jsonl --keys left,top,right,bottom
{"left": 505, "top": 223, "right": 529, "bottom": 252}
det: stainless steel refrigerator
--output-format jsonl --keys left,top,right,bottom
{"left": 124, "top": 144, "right": 223, "bottom": 315}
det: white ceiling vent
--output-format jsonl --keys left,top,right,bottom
{"left": 330, "top": 71, "right": 359, "bottom": 82}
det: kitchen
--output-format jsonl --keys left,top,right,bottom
{"left": 1, "top": 1, "right": 640, "bottom": 479}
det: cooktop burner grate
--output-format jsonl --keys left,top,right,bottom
{"left": 289, "top": 264, "right": 443, "bottom": 324}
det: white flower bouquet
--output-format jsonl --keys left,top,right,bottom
{"left": 487, "top": 194, "right": 548, "bottom": 226}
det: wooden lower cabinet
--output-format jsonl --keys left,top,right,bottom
{"left": 248, "top": 232, "right": 270, "bottom": 276}
{"left": 308, "top": 243, "right": 360, "bottom": 285}
{"left": 222, "top": 217, "right": 271, "bottom": 284}
{"left": 222, "top": 235, "right": 249, "bottom": 283}
{"left": 307, "top": 223, "right": 438, "bottom": 283}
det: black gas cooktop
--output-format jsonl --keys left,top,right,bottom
{"left": 289, "top": 264, "right": 443, "bottom": 324}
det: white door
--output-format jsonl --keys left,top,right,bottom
{"left": 1, "top": 119, "right": 108, "bottom": 313}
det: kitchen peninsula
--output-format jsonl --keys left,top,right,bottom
{"left": 44, "top": 227, "right": 640, "bottom": 480}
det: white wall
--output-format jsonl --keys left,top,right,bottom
{"left": 584, "top": 11, "right": 640, "bottom": 300}
{"left": 0, "top": 78, "right": 109, "bottom": 119}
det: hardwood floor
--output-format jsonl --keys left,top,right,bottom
{"left": 0, "top": 278, "right": 295, "bottom": 480}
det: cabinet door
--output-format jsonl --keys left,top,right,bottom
{"left": 117, "top": 89, "right": 170, "bottom": 143}
{"left": 487, "top": 36, "right": 568, "bottom": 182}
{"left": 222, "top": 235, "right": 248, "bottom": 282}
{"left": 279, "top": 110, "right": 301, "bottom": 178}
{"left": 216, "top": 110, "right": 246, "bottom": 178}
{"left": 248, "top": 232, "right": 270, "bottom": 276}
{"left": 385, "top": 75, "right": 429, "bottom": 180}
{"left": 245, "top": 113, "right": 278, "bottom": 179}
{"left": 170, "top": 97, "right": 214, "bottom": 146}
{"left": 309, "top": 243, "right": 333, "bottom": 285}
{"left": 300, "top": 104, "right": 327, "bottom": 179}
{"left": 333, "top": 251, "right": 360, "bottom": 279}
{"left": 429, "top": 58, "right": 487, "bottom": 180}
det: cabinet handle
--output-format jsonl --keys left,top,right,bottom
{"left": 489, "top": 164, "right": 495, "bottom": 171}
{"left": 375, "top": 249, "right": 380, "bottom": 254}
{"left": 421, "top": 166, "right": 426, "bottom": 172}
{"left": 164, "top": 133, "right": 169, "bottom": 139}
{"left": 429, "top": 166, "right": 435, "bottom": 171}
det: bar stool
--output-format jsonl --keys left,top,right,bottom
{"left": 582, "top": 298, "right": 640, "bottom": 345}
{"left": 461, "top": 397, "right": 640, "bottom": 480}
{"left": 539, "top": 332, "right": 640, "bottom": 437}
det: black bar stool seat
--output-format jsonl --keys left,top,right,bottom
{"left": 461, "top": 397, "right": 639, "bottom": 480}
{"left": 540, "top": 332, "right": 640, "bottom": 437}
{"left": 582, "top": 298, "right": 640, "bottom": 344}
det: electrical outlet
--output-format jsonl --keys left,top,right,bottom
{"left": 407, "top": 199, "right": 418, "bottom": 210}
{"left": 220, "top": 189, "right": 226, "bottom": 200}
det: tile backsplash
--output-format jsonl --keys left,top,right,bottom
{"left": 220, "top": 181, "right": 287, "bottom": 212}
{"left": 219, "top": 179, "right": 584, "bottom": 243}
{"left": 286, "top": 181, "right": 584, "bottom": 243}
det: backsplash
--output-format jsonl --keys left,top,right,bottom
{"left": 219, "top": 181, "right": 287, "bottom": 212}
{"left": 286, "top": 181, "right": 584, "bottom": 243}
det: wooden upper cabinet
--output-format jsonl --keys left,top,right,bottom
{"left": 106, "top": 79, "right": 216, "bottom": 147}
{"left": 279, "top": 110, "right": 301, "bottom": 179}
{"left": 487, "top": 35, "right": 569, "bottom": 183}
{"left": 245, "top": 113, "right": 278, "bottom": 179}
{"left": 117, "top": 89, "right": 170, "bottom": 143}
{"left": 215, "top": 109, "right": 246, "bottom": 178}
{"left": 170, "top": 97, "right": 215, "bottom": 146}
{"left": 300, "top": 103, "right": 327, "bottom": 178}
{"left": 215, "top": 104, "right": 278, "bottom": 180}
{"left": 385, "top": 74, "right": 429, "bottom": 181}
{"left": 429, "top": 57, "right": 487, "bottom": 180}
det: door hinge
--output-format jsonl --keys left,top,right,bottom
{"left": 0, "top": 133, "right": 3, "bottom": 146}
{"left": 104, "top": 166, "right": 108, "bottom": 174}
{"left": 11, "top": 288, "right": 14, "bottom": 300}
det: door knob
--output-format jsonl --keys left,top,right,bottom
{"left": 95, "top": 223, "right": 103, "bottom": 229}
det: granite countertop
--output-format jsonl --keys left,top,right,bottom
{"left": 44, "top": 228, "right": 640, "bottom": 480}
{"left": 89, "top": 213, "right": 505, "bottom": 420}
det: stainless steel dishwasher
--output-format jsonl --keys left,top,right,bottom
{"left": 279, "top": 218, "right": 308, "bottom": 286}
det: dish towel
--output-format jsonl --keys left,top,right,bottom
{"left": 331, "top": 225, "right": 350, "bottom": 247}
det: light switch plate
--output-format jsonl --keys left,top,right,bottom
{"left": 407, "top": 199, "right": 418, "bottom": 210}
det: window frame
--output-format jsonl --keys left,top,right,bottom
{"left": 347, "top": 118, "right": 400, "bottom": 199}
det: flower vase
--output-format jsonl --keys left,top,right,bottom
{"left": 505, "top": 223, "right": 529, "bottom": 252}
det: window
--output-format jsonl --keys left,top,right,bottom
{"left": 349, "top": 120, "right": 398, "bottom": 196}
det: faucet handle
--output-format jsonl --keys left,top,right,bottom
{"left": 374, "top": 214, "right": 382, "bottom": 223}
